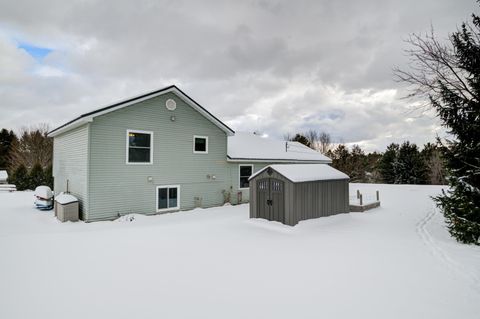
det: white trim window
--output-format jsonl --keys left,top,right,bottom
{"left": 156, "top": 185, "right": 180, "bottom": 212}
{"left": 239, "top": 164, "right": 254, "bottom": 189}
{"left": 193, "top": 135, "right": 208, "bottom": 154}
{"left": 126, "top": 130, "right": 153, "bottom": 164}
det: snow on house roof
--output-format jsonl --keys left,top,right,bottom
{"left": 227, "top": 132, "right": 331, "bottom": 163}
{"left": 0, "top": 170, "right": 7, "bottom": 181}
{"left": 249, "top": 164, "right": 349, "bottom": 183}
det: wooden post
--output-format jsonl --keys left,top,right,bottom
{"left": 360, "top": 194, "right": 363, "bottom": 206}
{"left": 357, "top": 190, "right": 360, "bottom": 199}
{"left": 376, "top": 190, "right": 379, "bottom": 201}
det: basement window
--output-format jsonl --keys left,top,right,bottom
{"left": 239, "top": 165, "right": 254, "bottom": 189}
{"left": 193, "top": 135, "right": 208, "bottom": 154}
{"left": 127, "top": 130, "right": 153, "bottom": 164}
{"left": 157, "top": 185, "right": 180, "bottom": 212}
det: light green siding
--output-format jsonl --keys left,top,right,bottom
{"left": 87, "top": 92, "right": 231, "bottom": 221}
{"left": 52, "top": 124, "right": 89, "bottom": 218}
{"left": 228, "top": 162, "right": 271, "bottom": 204}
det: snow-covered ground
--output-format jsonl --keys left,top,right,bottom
{"left": 0, "top": 184, "right": 479, "bottom": 319}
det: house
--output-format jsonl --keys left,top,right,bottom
{"left": 48, "top": 85, "right": 331, "bottom": 222}
{"left": 249, "top": 164, "right": 350, "bottom": 225}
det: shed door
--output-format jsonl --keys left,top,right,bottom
{"left": 256, "top": 178, "right": 285, "bottom": 223}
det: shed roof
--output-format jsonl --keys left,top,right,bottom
{"left": 48, "top": 85, "right": 235, "bottom": 137}
{"left": 228, "top": 132, "right": 331, "bottom": 163}
{"left": 249, "top": 164, "right": 349, "bottom": 183}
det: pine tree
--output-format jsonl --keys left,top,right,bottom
{"left": 290, "top": 133, "right": 311, "bottom": 148}
{"left": 421, "top": 143, "right": 447, "bottom": 185}
{"left": 394, "top": 142, "right": 427, "bottom": 184}
{"left": 43, "top": 165, "right": 54, "bottom": 189}
{"left": 395, "top": 8, "right": 480, "bottom": 244}
{"left": 9, "top": 164, "right": 29, "bottom": 190}
{"left": 29, "top": 163, "right": 45, "bottom": 189}
{"left": 0, "top": 129, "right": 17, "bottom": 169}
{"left": 432, "top": 16, "right": 480, "bottom": 244}
{"left": 349, "top": 145, "right": 367, "bottom": 182}
{"left": 379, "top": 143, "right": 399, "bottom": 183}
{"left": 330, "top": 144, "right": 350, "bottom": 175}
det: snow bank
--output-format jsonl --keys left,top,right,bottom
{"left": 0, "top": 184, "right": 479, "bottom": 319}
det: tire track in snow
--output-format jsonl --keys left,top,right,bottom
{"left": 415, "top": 204, "right": 480, "bottom": 294}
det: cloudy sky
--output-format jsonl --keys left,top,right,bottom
{"left": 0, "top": 0, "right": 476, "bottom": 151}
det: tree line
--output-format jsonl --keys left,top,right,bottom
{"left": 286, "top": 129, "right": 446, "bottom": 185}
{"left": 0, "top": 125, "right": 53, "bottom": 190}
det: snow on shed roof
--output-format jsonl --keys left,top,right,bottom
{"left": 228, "top": 132, "right": 331, "bottom": 163}
{"left": 0, "top": 170, "right": 7, "bottom": 181}
{"left": 249, "top": 164, "right": 349, "bottom": 183}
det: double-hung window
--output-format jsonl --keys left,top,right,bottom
{"left": 239, "top": 165, "right": 254, "bottom": 189}
{"left": 127, "top": 130, "right": 153, "bottom": 164}
{"left": 157, "top": 185, "right": 180, "bottom": 212}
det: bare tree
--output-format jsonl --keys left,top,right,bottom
{"left": 318, "top": 131, "right": 332, "bottom": 154}
{"left": 394, "top": 28, "right": 478, "bottom": 108}
{"left": 8, "top": 124, "right": 52, "bottom": 170}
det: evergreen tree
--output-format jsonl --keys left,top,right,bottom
{"left": 349, "top": 145, "right": 367, "bottom": 182}
{"left": 9, "top": 164, "right": 30, "bottom": 190}
{"left": 290, "top": 133, "right": 311, "bottom": 148}
{"left": 365, "top": 152, "right": 383, "bottom": 183}
{"left": 433, "top": 16, "right": 480, "bottom": 244}
{"left": 330, "top": 144, "right": 350, "bottom": 175}
{"left": 43, "top": 165, "right": 54, "bottom": 189}
{"left": 395, "top": 9, "right": 480, "bottom": 243}
{"left": 378, "top": 143, "right": 399, "bottom": 183}
{"left": 0, "top": 129, "right": 17, "bottom": 169}
{"left": 29, "top": 163, "right": 45, "bottom": 189}
{"left": 394, "top": 141, "right": 427, "bottom": 184}
{"left": 421, "top": 143, "right": 447, "bottom": 185}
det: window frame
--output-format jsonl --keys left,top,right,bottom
{"left": 238, "top": 164, "right": 254, "bottom": 190}
{"left": 193, "top": 135, "right": 209, "bottom": 154}
{"left": 126, "top": 129, "right": 154, "bottom": 165}
{"left": 156, "top": 185, "right": 181, "bottom": 212}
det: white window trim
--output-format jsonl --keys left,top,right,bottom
{"left": 193, "top": 135, "right": 209, "bottom": 154}
{"left": 126, "top": 129, "right": 153, "bottom": 165}
{"left": 238, "top": 164, "right": 254, "bottom": 190}
{"left": 156, "top": 185, "right": 181, "bottom": 213}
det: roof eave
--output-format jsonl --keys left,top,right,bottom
{"left": 48, "top": 85, "right": 235, "bottom": 137}
{"left": 227, "top": 156, "right": 332, "bottom": 164}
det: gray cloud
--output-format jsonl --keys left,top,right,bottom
{"left": 0, "top": 0, "right": 475, "bottom": 151}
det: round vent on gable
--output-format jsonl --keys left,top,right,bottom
{"left": 165, "top": 99, "right": 177, "bottom": 111}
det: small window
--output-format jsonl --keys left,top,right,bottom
{"left": 193, "top": 135, "right": 208, "bottom": 154}
{"left": 157, "top": 185, "right": 180, "bottom": 212}
{"left": 127, "top": 130, "right": 153, "bottom": 164}
{"left": 239, "top": 165, "right": 253, "bottom": 189}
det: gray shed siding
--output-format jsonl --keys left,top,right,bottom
{"left": 52, "top": 124, "right": 89, "bottom": 219}
{"left": 87, "top": 92, "right": 231, "bottom": 221}
{"left": 250, "top": 168, "right": 349, "bottom": 226}
{"left": 292, "top": 180, "right": 349, "bottom": 224}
